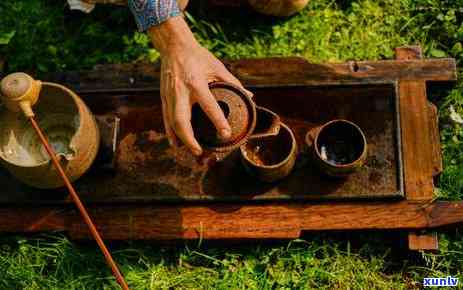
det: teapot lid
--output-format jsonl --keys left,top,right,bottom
{"left": 192, "top": 82, "right": 256, "bottom": 153}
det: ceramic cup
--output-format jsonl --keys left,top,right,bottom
{"left": 240, "top": 122, "right": 297, "bottom": 182}
{"left": 307, "top": 119, "right": 367, "bottom": 177}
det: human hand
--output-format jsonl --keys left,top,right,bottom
{"left": 149, "top": 16, "right": 252, "bottom": 156}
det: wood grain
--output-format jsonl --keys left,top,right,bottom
{"left": 395, "top": 45, "right": 423, "bottom": 60}
{"left": 398, "top": 80, "right": 434, "bottom": 199}
{"left": 427, "top": 102, "right": 443, "bottom": 177}
{"left": 408, "top": 232, "right": 439, "bottom": 251}
{"left": 44, "top": 58, "right": 457, "bottom": 94}
{"left": 396, "top": 46, "right": 439, "bottom": 251}
{"left": 396, "top": 46, "right": 435, "bottom": 201}
{"left": 0, "top": 201, "right": 462, "bottom": 240}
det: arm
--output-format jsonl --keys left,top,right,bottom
{"left": 129, "top": 0, "right": 251, "bottom": 156}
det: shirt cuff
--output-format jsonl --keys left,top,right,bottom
{"left": 128, "top": 0, "right": 181, "bottom": 32}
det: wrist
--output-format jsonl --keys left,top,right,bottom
{"left": 148, "top": 16, "right": 200, "bottom": 56}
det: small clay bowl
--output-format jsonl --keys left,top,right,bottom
{"left": 308, "top": 119, "right": 367, "bottom": 177}
{"left": 240, "top": 122, "right": 297, "bottom": 182}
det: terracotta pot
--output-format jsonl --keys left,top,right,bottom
{"left": 0, "top": 82, "right": 100, "bottom": 188}
{"left": 240, "top": 122, "right": 297, "bottom": 182}
{"left": 307, "top": 119, "right": 367, "bottom": 177}
{"left": 248, "top": 0, "right": 309, "bottom": 17}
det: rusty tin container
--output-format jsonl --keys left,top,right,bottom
{"left": 240, "top": 122, "right": 297, "bottom": 182}
{"left": 307, "top": 119, "right": 367, "bottom": 177}
{"left": 0, "top": 82, "right": 100, "bottom": 188}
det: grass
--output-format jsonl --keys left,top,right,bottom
{"left": 1, "top": 233, "right": 461, "bottom": 290}
{"left": 1, "top": 0, "right": 463, "bottom": 289}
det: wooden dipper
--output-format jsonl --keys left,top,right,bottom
{"left": 0, "top": 73, "right": 130, "bottom": 290}
{"left": 0, "top": 72, "right": 41, "bottom": 117}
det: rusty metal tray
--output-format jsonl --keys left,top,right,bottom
{"left": 0, "top": 82, "right": 404, "bottom": 204}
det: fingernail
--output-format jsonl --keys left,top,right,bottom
{"left": 245, "top": 89, "right": 254, "bottom": 98}
{"left": 193, "top": 148, "right": 203, "bottom": 156}
{"left": 220, "top": 128, "right": 231, "bottom": 139}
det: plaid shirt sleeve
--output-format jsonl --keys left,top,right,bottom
{"left": 128, "top": 0, "right": 181, "bottom": 32}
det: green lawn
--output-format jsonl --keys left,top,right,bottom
{"left": 1, "top": 0, "right": 463, "bottom": 289}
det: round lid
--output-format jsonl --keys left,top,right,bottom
{"left": 191, "top": 82, "right": 256, "bottom": 152}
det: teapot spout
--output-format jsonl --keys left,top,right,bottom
{"left": 249, "top": 106, "right": 281, "bottom": 140}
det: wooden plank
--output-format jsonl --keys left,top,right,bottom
{"left": 396, "top": 46, "right": 439, "bottom": 251}
{"left": 408, "top": 232, "right": 439, "bottom": 251}
{"left": 428, "top": 102, "right": 443, "bottom": 177}
{"left": 0, "top": 201, "right": 462, "bottom": 240}
{"left": 398, "top": 80, "right": 435, "bottom": 200}
{"left": 396, "top": 46, "right": 435, "bottom": 200}
{"left": 0, "top": 208, "right": 68, "bottom": 232}
{"left": 399, "top": 81, "right": 434, "bottom": 200}
{"left": 225, "top": 58, "right": 457, "bottom": 85}
{"left": 395, "top": 45, "right": 423, "bottom": 60}
{"left": 43, "top": 58, "right": 457, "bottom": 94}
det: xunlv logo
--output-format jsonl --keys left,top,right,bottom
{"left": 423, "top": 276, "right": 459, "bottom": 287}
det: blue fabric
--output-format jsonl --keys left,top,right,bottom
{"left": 128, "top": 0, "right": 181, "bottom": 32}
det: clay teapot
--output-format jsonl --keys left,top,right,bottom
{"left": 191, "top": 82, "right": 280, "bottom": 160}
{"left": 0, "top": 73, "right": 100, "bottom": 188}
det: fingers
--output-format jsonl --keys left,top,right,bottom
{"left": 163, "top": 63, "right": 203, "bottom": 156}
{"left": 160, "top": 65, "right": 178, "bottom": 147}
{"left": 244, "top": 88, "right": 254, "bottom": 99}
{"left": 161, "top": 98, "right": 177, "bottom": 147}
{"left": 193, "top": 82, "right": 232, "bottom": 140}
{"left": 171, "top": 83, "right": 203, "bottom": 156}
{"left": 215, "top": 64, "right": 254, "bottom": 98}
